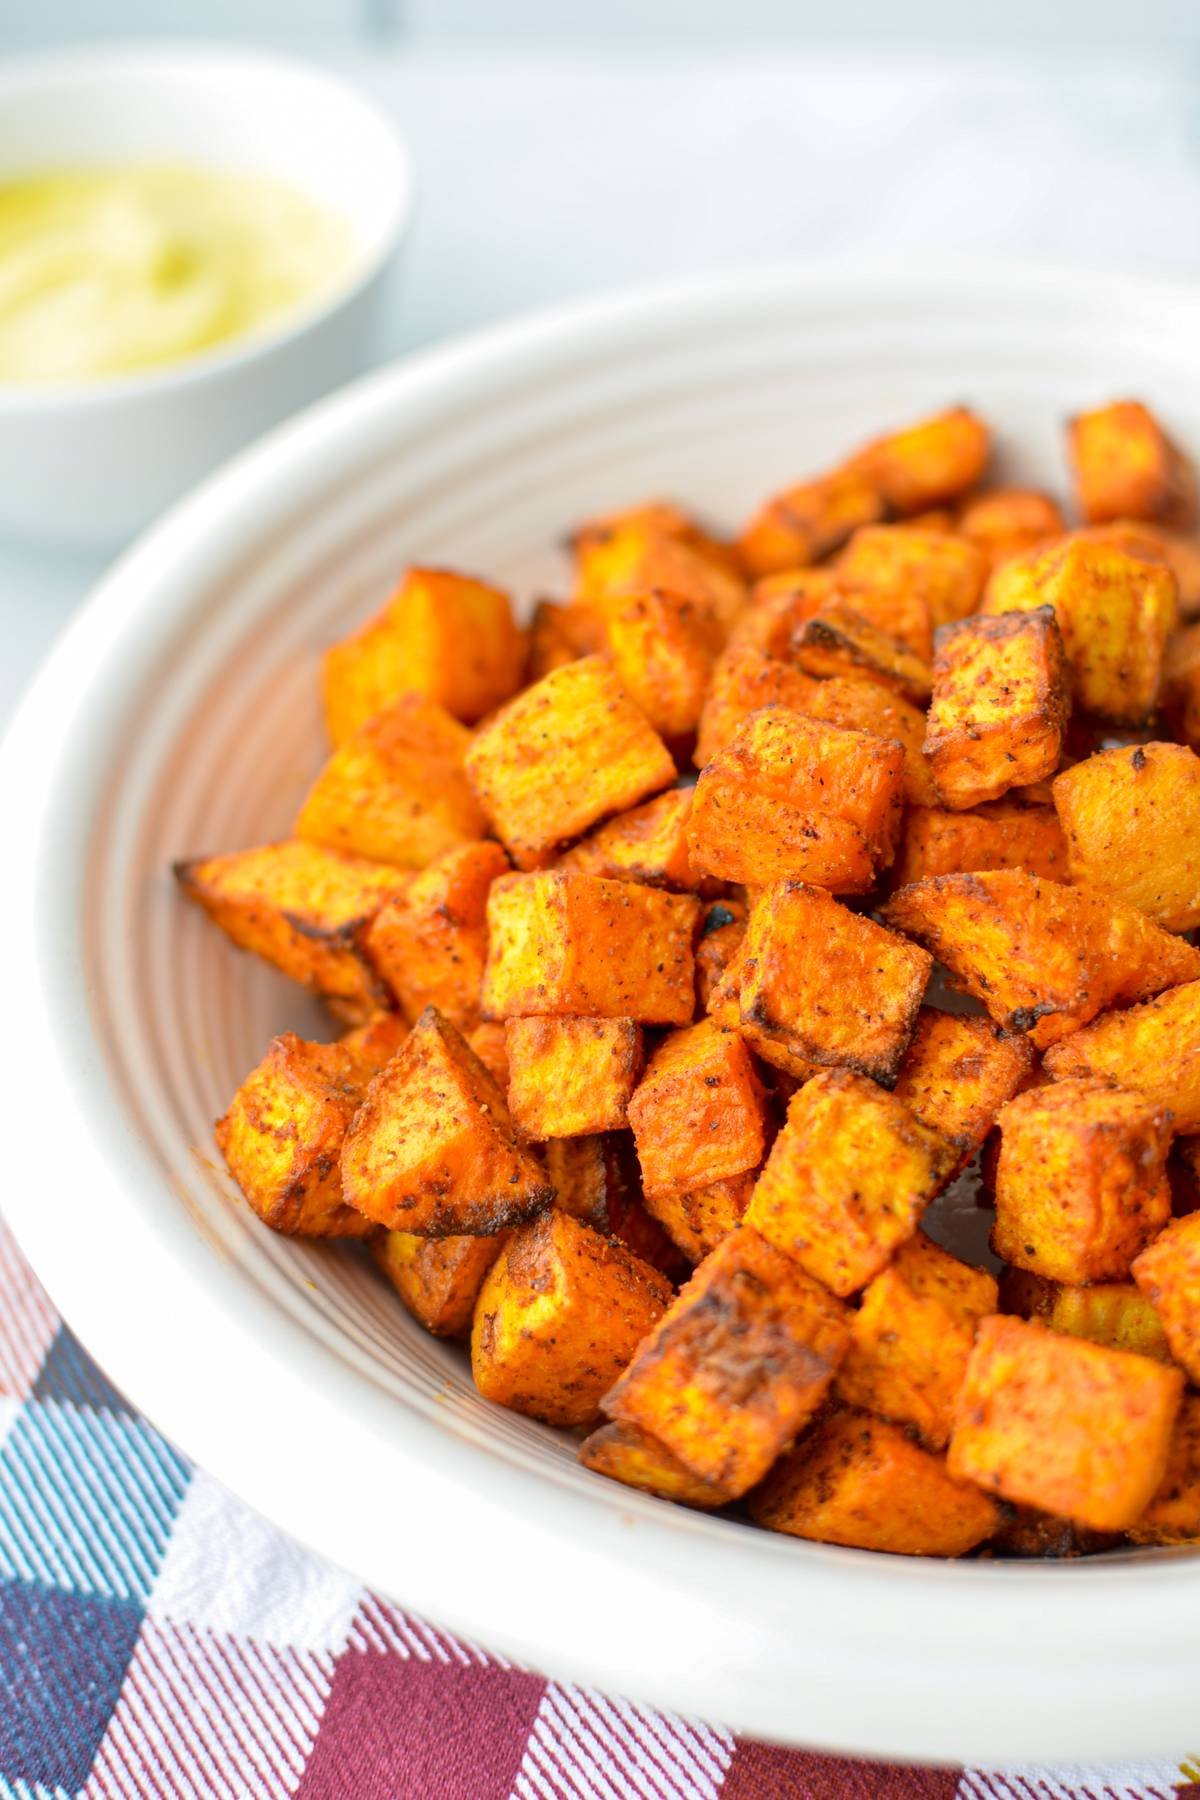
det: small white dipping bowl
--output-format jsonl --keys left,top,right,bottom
{"left": 0, "top": 45, "right": 412, "bottom": 546}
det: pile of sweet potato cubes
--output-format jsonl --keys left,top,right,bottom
{"left": 179, "top": 398, "right": 1200, "bottom": 1558}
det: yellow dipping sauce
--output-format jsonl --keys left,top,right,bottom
{"left": 0, "top": 164, "right": 358, "bottom": 384}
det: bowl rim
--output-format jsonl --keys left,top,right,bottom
{"left": 0, "top": 40, "right": 414, "bottom": 410}
{"left": 4, "top": 254, "right": 1200, "bottom": 1767}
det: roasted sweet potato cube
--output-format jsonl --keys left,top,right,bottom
{"left": 836, "top": 1232, "right": 998, "bottom": 1448}
{"left": 826, "top": 584, "right": 935, "bottom": 662}
{"left": 362, "top": 841, "right": 509, "bottom": 1034}
{"left": 570, "top": 499, "right": 738, "bottom": 580}
{"left": 923, "top": 608, "right": 1070, "bottom": 810}
{"left": 338, "top": 1009, "right": 409, "bottom": 1074}
{"left": 847, "top": 407, "right": 991, "bottom": 515}
{"left": 628, "top": 1020, "right": 768, "bottom": 1198}
{"left": 466, "top": 1020, "right": 509, "bottom": 1089}
{"left": 572, "top": 511, "right": 745, "bottom": 632}
{"left": 892, "top": 800, "right": 1068, "bottom": 886}
{"left": 1048, "top": 1282, "right": 1173, "bottom": 1362}
{"left": 322, "top": 568, "right": 524, "bottom": 742}
{"left": 505, "top": 1016, "right": 643, "bottom": 1139}
{"left": 340, "top": 1006, "right": 553, "bottom": 1234}
{"left": 373, "top": 1229, "right": 505, "bottom": 1337}
{"left": 793, "top": 600, "right": 932, "bottom": 705}
{"left": 838, "top": 525, "right": 988, "bottom": 628}
{"left": 892, "top": 1009, "right": 1033, "bottom": 1168}
{"left": 1043, "top": 980, "right": 1200, "bottom": 1132}
{"left": 882, "top": 871, "right": 1200, "bottom": 1049}
{"left": 750, "top": 1407, "right": 1001, "bottom": 1556}
{"left": 694, "top": 898, "right": 747, "bottom": 1010}
{"left": 542, "top": 1134, "right": 686, "bottom": 1279}
{"left": 687, "top": 708, "right": 904, "bottom": 892}
{"left": 295, "top": 693, "right": 485, "bottom": 870}
{"left": 175, "top": 840, "right": 405, "bottom": 1016}
{"left": 472, "top": 1209, "right": 672, "bottom": 1428}
{"left": 947, "top": 1314, "right": 1183, "bottom": 1531}
{"left": 1068, "top": 399, "right": 1198, "bottom": 530}
{"left": 706, "top": 936, "right": 824, "bottom": 1081}
{"left": 602, "top": 1225, "right": 850, "bottom": 1495}
{"left": 1133, "top": 1212, "right": 1200, "bottom": 1382}
{"left": 746, "top": 1070, "right": 951, "bottom": 1296}
{"left": 578, "top": 1422, "right": 729, "bottom": 1508}
{"left": 557, "top": 787, "right": 713, "bottom": 893}
{"left": 694, "top": 644, "right": 821, "bottom": 767}
{"left": 642, "top": 1171, "right": 754, "bottom": 1265}
{"left": 482, "top": 871, "right": 699, "bottom": 1024}
{"left": 525, "top": 599, "right": 594, "bottom": 682}
{"left": 215, "top": 1033, "right": 373, "bottom": 1237}
{"left": 737, "top": 465, "right": 885, "bottom": 578}
{"left": 598, "top": 587, "right": 723, "bottom": 739}
{"left": 957, "top": 488, "right": 1066, "bottom": 569}
{"left": 465, "top": 656, "right": 676, "bottom": 868}
{"left": 992, "top": 1078, "right": 1172, "bottom": 1284}
{"left": 1128, "top": 1394, "right": 1200, "bottom": 1545}
{"left": 1052, "top": 742, "right": 1200, "bottom": 931}
{"left": 798, "top": 676, "right": 936, "bottom": 806}
{"left": 732, "top": 569, "right": 840, "bottom": 655}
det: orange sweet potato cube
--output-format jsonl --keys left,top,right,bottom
{"left": 175, "top": 840, "right": 406, "bottom": 1017}
{"left": 1047, "top": 1282, "right": 1173, "bottom": 1363}
{"left": 836, "top": 1233, "right": 998, "bottom": 1448}
{"left": 892, "top": 1009, "right": 1033, "bottom": 1169}
{"left": 947, "top": 1314, "right": 1183, "bottom": 1531}
{"left": 322, "top": 567, "right": 524, "bottom": 742}
{"left": 471, "top": 1209, "right": 672, "bottom": 1428}
{"left": 598, "top": 587, "right": 723, "bottom": 739}
{"left": 525, "top": 599, "right": 594, "bottom": 682}
{"left": 848, "top": 406, "right": 991, "bottom": 515}
{"left": 642, "top": 1171, "right": 755, "bottom": 1265}
{"left": 557, "top": 787, "right": 713, "bottom": 893}
{"left": 340, "top": 1006, "right": 553, "bottom": 1234}
{"left": 602, "top": 1225, "right": 851, "bottom": 1496}
{"left": 578, "top": 1421, "right": 729, "bottom": 1508}
{"left": 465, "top": 656, "right": 676, "bottom": 868}
{"left": 737, "top": 465, "right": 885, "bottom": 578}
{"left": 882, "top": 871, "right": 1200, "bottom": 1049}
{"left": 694, "top": 898, "right": 747, "bottom": 1010}
{"left": 373, "top": 1229, "right": 505, "bottom": 1337}
{"left": 750, "top": 1407, "right": 1002, "bottom": 1556}
{"left": 694, "top": 644, "right": 821, "bottom": 767}
{"left": 337, "top": 1009, "right": 410, "bottom": 1073}
{"left": 542, "top": 1134, "right": 686, "bottom": 1280}
{"left": 362, "top": 841, "right": 509, "bottom": 1033}
{"left": 732, "top": 569, "right": 841, "bottom": 656}
{"left": 687, "top": 708, "right": 905, "bottom": 892}
{"left": 1043, "top": 979, "right": 1200, "bottom": 1133}
{"left": 992, "top": 1078, "right": 1173, "bottom": 1283}
{"left": 793, "top": 600, "right": 932, "bottom": 705}
{"left": 796, "top": 675, "right": 936, "bottom": 806}
{"left": 837, "top": 524, "right": 988, "bottom": 628}
{"left": 746, "top": 1069, "right": 951, "bottom": 1296}
{"left": 1068, "top": 399, "right": 1198, "bottom": 530}
{"left": 923, "top": 608, "right": 1070, "bottom": 810}
{"left": 572, "top": 510, "right": 745, "bottom": 633}
{"left": 482, "top": 871, "right": 699, "bottom": 1024}
{"left": 628, "top": 1020, "right": 768, "bottom": 1198}
{"left": 1128, "top": 1394, "right": 1200, "bottom": 1545}
{"left": 892, "top": 800, "right": 1068, "bottom": 886}
{"left": 505, "top": 1016, "right": 644, "bottom": 1138}
{"left": 957, "top": 488, "right": 1066, "bottom": 569}
{"left": 465, "top": 1020, "right": 509, "bottom": 1089}
{"left": 1052, "top": 742, "right": 1200, "bottom": 931}
{"left": 1133, "top": 1212, "right": 1200, "bottom": 1383}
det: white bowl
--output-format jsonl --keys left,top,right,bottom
{"left": 0, "top": 45, "right": 412, "bottom": 546}
{"left": 3, "top": 259, "right": 1200, "bottom": 1768}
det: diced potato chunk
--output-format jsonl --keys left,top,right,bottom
{"left": 1052, "top": 742, "right": 1200, "bottom": 931}
{"left": 837, "top": 524, "right": 988, "bottom": 628}
{"left": 923, "top": 608, "right": 1070, "bottom": 810}
{"left": 472, "top": 1209, "right": 672, "bottom": 1427}
{"left": 628, "top": 1020, "right": 768, "bottom": 1198}
{"left": 738, "top": 465, "right": 885, "bottom": 578}
{"left": 373, "top": 1229, "right": 505, "bottom": 1337}
{"left": 1129, "top": 1394, "right": 1200, "bottom": 1545}
{"left": 505, "top": 1016, "right": 643, "bottom": 1138}
{"left": 892, "top": 1010, "right": 1033, "bottom": 1169}
{"left": 1042, "top": 979, "right": 1200, "bottom": 1130}
{"left": 602, "top": 1225, "right": 850, "bottom": 1497}
{"left": 598, "top": 587, "right": 723, "bottom": 739}
{"left": 1068, "top": 399, "right": 1198, "bottom": 530}
{"left": 578, "top": 1421, "right": 729, "bottom": 1508}
{"left": 992, "top": 1078, "right": 1172, "bottom": 1284}
{"left": 957, "top": 488, "right": 1066, "bottom": 569}
{"left": 340, "top": 1006, "right": 553, "bottom": 1234}
{"left": 363, "top": 841, "right": 510, "bottom": 1033}
{"left": 1048, "top": 1282, "right": 1173, "bottom": 1362}
{"left": 557, "top": 787, "right": 710, "bottom": 892}
{"left": 847, "top": 407, "right": 991, "bottom": 515}
{"left": 641, "top": 1171, "right": 754, "bottom": 1265}
{"left": 793, "top": 600, "right": 932, "bottom": 705}
{"left": 892, "top": 800, "right": 1068, "bottom": 886}
{"left": 465, "top": 656, "right": 676, "bottom": 868}
{"left": 947, "top": 1314, "right": 1183, "bottom": 1531}
{"left": 322, "top": 567, "right": 524, "bottom": 742}
{"left": 746, "top": 1069, "right": 951, "bottom": 1296}
{"left": 750, "top": 1407, "right": 1002, "bottom": 1556}
{"left": 1133, "top": 1212, "right": 1200, "bottom": 1382}
{"left": 482, "top": 871, "right": 699, "bottom": 1024}
{"left": 694, "top": 644, "right": 820, "bottom": 767}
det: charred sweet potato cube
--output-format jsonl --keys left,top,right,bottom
{"left": 892, "top": 800, "right": 1068, "bottom": 886}
{"left": 793, "top": 600, "right": 932, "bottom": 705}
{"left": 746, "top": 1069, "right": 951, "bottom": 1296}
{"left": 892, "top": 1009, "right": 1033, "bottom": 1169}
{"left": 602, "top": 1225, "right": 851, "bottom": 1496}
{"left": 1128, "top": 1394, "right": 1200, "bottom": 1545}
{"left": 947, "top": 1314, "right": 1183, "bottom": 1530}
{"left": 828, "top": 584, "right": 935, "bottom": 663}
{"left": 1068, "top": 399, "right": 1198, "bottom": 530}
{"left": 737, "top": 465, "right": 885, "bottom": 578}
{"left": 835, "top": 1233, "right": 998, "bottom": 1448}
{"left": 482, "top": 871, "right": 699, "bottom": 1024}
{"left": 986, "top": 1510, "right": 1117, "bottom": 1559}
{"left": 362, "top": 841, "right": 510, "bottom": 1034}
{"left": 598, "top": 587, "right": 723, "bottom": 739}
{"left": 837, "top": 525, "right": 988, "bottom": 628}
{"left": 687, "top": 708, "right": 905, "bottom": 892}
{"left": 694, "top": 898, "right": 747, "bottom": 1010}
{"left": 505, "top": 1016, "right": 643, "bottom": 1139}
{"left": 578, "top": 1421, "right": 729, "bottom": 1508}
{"left": 957, "top": 488, "right": 1066, "bottom": 568}
{"left": 882, "top": 871, "right": 1200, "bottom": 1049}
{"left": 1047, "top": 1282, "right": 1173, "bottom": 1362}
{"left": 373, "top": 1229, "right": 505, "bottom": 1337}
{"left": 215, "top": 1033, "right": 374, "bottom": 1238}
{"left": 628, "top": 1020, "right": 768, "bottom": 1198}
{"left": 718, "top": 882, "right": 931, "bottom": 1083}
{"left": 694, "top": 644, "right": 821, "bottom": 767}
{"left": 750, "top": 1407, "right": 1001, "bottom": 1556}
{"left": 1052, "top": 742, "right": 1200, "bottom": 931}
{"left": 340, "top": 1006, "right": 553, "bottom": 1234}
{"left": 322, "top": 568, "right": 524, "bottom": 742}
{"left": 847, "top": 406, "right": 991, "bottom": 516}
{"left": 295, "top": 693, "right": 485, "bottom": 870}
{"left": 1133, "top": 1212, "right": 1200, "bottom": 1382}
{"left": 642, "top": 1171, "right": 755, "bottom": 1265}
{"left": 572, "top": 509, "right": 745, "bottom": 633}
{"left": 465, "top": 656, "right": 676, "bottom": 868}
{"left": 175, "top": 840, "right": 406, "bottom": 1016}
{"left": 992, "top": 1078, "right": 1173, "bottom": 1284}
{"left": 472, "top": 1209, "right": 672, "bottom": 1428}
{"left": 557, "top": 787, "right": 712, "bottom": 893}
{"left": 706, "top": 936, "right": 824, "bottom": 1081}
{"left": 542, "top": 1134, "right": 685, "bottom": 1279}
{"left": 1042, "top": 980, "right": 1200, "bottom": 1130}
{"left": 923, "top": 608, "right": 1070, "bottom": 810}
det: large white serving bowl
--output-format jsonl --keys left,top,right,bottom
{"left": 3, "top": 260, "right": 1200, "bottom": 1768}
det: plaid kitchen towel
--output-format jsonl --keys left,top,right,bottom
{"left": 0, "top": 1218, "right": 1195, "bottom": 1800}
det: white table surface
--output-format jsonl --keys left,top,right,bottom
{"left": 5, "top": 43, "right": 1200, "bottom": 720}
